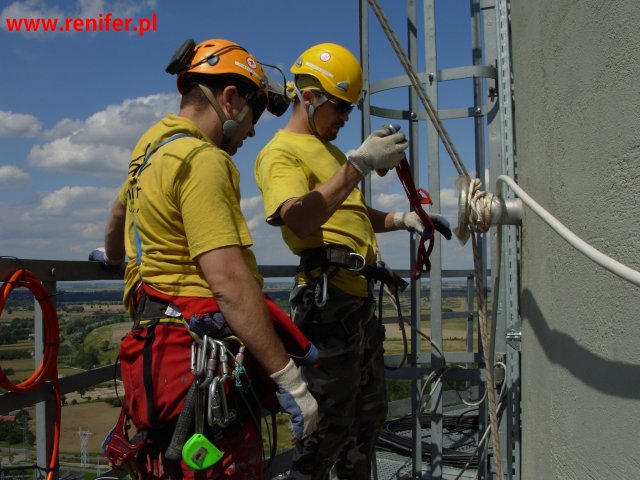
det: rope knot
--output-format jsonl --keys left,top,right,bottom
{"left": 454, "top": 176, "right": 495, "bottom": 245}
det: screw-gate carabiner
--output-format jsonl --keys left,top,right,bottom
{"left": 314, "top": 273, "right": 328, "bottom": 308}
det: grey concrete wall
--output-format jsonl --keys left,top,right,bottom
{"left": 510, "top": 1, "right": 640, "bottom": 478}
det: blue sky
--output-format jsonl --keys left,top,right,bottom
{"left": 0, "top": 0, "right": 483, "bottom": 271}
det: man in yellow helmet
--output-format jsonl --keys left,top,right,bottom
{"left": 255, "top": 43, "right": 451, "bottom": 479}
{"left": 96, "top": 38, "right": 318, "bottom": 479}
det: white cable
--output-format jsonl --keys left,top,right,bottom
{"left": 496, "top": 175, "right": 640, "bottom": 287}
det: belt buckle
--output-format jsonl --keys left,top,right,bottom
{"left": 347, "top": 252, "right": 366, "bottom": 273}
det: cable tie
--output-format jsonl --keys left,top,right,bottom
{"left": 35, "top": 292, "right": 61, "bottom": 302}
{"left": 35, "top": 464, "right": 59, "bottom": 473}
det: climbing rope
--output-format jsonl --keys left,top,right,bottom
{"left": 368, "top": 4, "right": 640, "bottom": 479}
{"left": 367, "top": 1, "right": 504, "bottom": 477}
{"left": 455, "top": 176, "right": 496, "bottom": 244}
{"left": 458, "top": 175, "right": 640, "bottom": 288}
{"left": 0, "top": 268, "right": 61, "bottom": 480}
{"left": 368, "top": 0, "right": 470, "bottom": 180}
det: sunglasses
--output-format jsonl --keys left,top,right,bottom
{"left": 320, "top": 93, "right": 355, "bottom": 115}
{"left": 243, "top": 89, "right": 268, "bottom": 124}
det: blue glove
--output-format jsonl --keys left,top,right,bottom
{"left": 431, "top": 214, "right": 452, "bottom": 240}
{"left": 269, "top": 358, "right": 319, "bottom": 441}
{"left": 289, "top": 343, "right": 320, "bottom": 367}
{"left": 88, "top": 247, "right": 126, "bottom": 273}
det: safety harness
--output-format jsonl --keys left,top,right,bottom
{"left": 104, "top": 132, "right": 319, "bottom": 476}
{"left": 298, "top": 244, "right": 408, "bottom": 309}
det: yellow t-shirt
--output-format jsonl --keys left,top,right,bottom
{"left": 121, "top": 114, "right": 262, "bottom": 313}
{"left": 254, "top": 129, "right": 377, "bottom": 297}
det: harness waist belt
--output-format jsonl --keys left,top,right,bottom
{"left": 299, "top": 245, "right": 396, "bottom": 287}
{"left": 134, "top": 291, "right": 170, "bottom": 323}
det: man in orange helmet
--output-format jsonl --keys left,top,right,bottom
{"left": 255, "top": 43, "right": 451, "bottom": 479}
{"left": 97, "top": 38, "right": 318, "bottom": 479}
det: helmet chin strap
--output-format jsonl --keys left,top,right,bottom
{"left": 293, "top": 83, "right": 327, "bottom": 138}
{"left": 198, "top": 84, "right": 251, "bottom": 152}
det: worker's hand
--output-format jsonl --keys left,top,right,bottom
{"left": 270, "top": 358, "right": 319, "bottom": 442}
{"left": 347, "top": 128, "right": 408, "bottom": 177}
{"left": 88, "top": 247, "right": 126, "bottom": 273}
{"left": 393, "top": 212, "right": 452, "bottom": 240}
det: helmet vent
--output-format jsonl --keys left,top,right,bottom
{"left": 336, "top": 81, "right": 349, "bottom": 92}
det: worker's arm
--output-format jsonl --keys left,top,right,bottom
{"left": 197, "top": 245, "right": 289, "bottom": 373}
{"left": 279, "top": 128, "right": 409, "bottom": 239}
{"left": 197, "top": 245, "right": 318, "bottom": 439}
{"left": 368, "top": 207, "right": 453, "bottom": 240}
{"left": 280, "top": 161, "right": 363, "bottom": 239}
{"left": 367, "top": 207, "right": 397, "bottom": 233}
{"left": 104, "top": 198, "right": 126, "bottom": 264}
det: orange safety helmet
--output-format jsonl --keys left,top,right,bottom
{"left": 290, "top": 43, "right": 362, "bottom": 105}
{"left": 168, "top": 38, "right": 268, "bottom": 97}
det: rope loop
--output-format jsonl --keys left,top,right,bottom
{"left": 466, "top": 178, "right": 494, "bottom": 234}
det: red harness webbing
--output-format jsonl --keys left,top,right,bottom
{"left": 395, "top": 158, "right": 435, "bottom": 279}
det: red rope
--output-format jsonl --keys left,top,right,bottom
{"left": 0, "top": 269, "right": 61, "bottom": 480}
{"left": 395, "top": 158, "right": 435, "bottom": 279}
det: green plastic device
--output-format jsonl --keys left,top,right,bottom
{"left": 182, "top": 433, "right": 224, "bottom": 470}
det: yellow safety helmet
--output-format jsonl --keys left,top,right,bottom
{"left": 168, "top": 38, "right": 268, "bottom": 97}
{"left": 290, "top": 43, "right": 362, "bottom": 105}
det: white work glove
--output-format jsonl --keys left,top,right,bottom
{"left": 270, "top": 358, "right": 319, "bottom": 441}
{"left": 347, "top": 128, "right": 408, "bottom": 177}
{"left": 393, "top": 212, "right": 452, "bottom": 240}
{"left": 88, "top": 247, "right": 127, "bottom": 273}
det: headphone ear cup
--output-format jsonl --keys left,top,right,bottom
{"left": 222, "top": 120, "right": 238, "bottom": 137}
{"left": 267, "top": 92, "right": 291, "bottom": 117}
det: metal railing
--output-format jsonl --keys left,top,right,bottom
{"left": 0, "top": 258, "right": 483, "bottom": 479}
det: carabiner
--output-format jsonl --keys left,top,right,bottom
{"left": 314, "top": 273, "right": 328, "bottom": 309}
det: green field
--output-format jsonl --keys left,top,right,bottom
{"left": 0, "top": 283, "right": 484, "bottom": 459}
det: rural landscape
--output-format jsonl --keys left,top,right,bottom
{"left": 0, "top": 278, "right": 480, "bottom": 478}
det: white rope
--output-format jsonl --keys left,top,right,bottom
{"left": 367, "top": 0, "right": 469, "bottom": 179}
{"left": 470, "top": 233, "right": 503, "bottom": 478}
{"left": 366, "top": 2, "right": 504, "bottom": 477}
{"left": 456, "top": 177, "right": 495, "bottom": 242}
{"left": 460, "top": 175, "right": 640, "bottom": 288}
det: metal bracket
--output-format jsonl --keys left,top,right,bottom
{"left": 506, "top": 322, "right": 522, "bottom": 351}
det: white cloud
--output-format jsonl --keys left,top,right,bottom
{"left": 240, "top": 195, "right": 263, "bottom": 214}
{"left": 28, "top": 93, "right": 179, "bottom": 179}
{"left": 75, "top": 94, "right": 178, "bottom": 147}
{"left": 76, "top": 0, "right": 106, "bottom": 19}
{"left": 372, "top": 192, "right": 407, "bottom": 211}
{"left": 45, "top": 118, "right": 84, "bottom": 139}
{"left": 33, "top": 185, "right": 117, "bottom": 216}
{"left": 240, "top": 195, "right": 270, "bottom": 237}
{"left": 0, "top": 0, "right": 64, "bottom": 36}
{"left": 0, "top": 185, "right": 119, "bottom": 261}
{"left": 0, "top": 0, "right": 63, "bottom": 22}
{"left": 109, "top": 0, "right": 157, "bottom": 19}
{"left": 0, "top": 110, "right": 42, "bottom": 137}
{"left": 28, "top": 137, "right": 131, "bottom": 177}
{"left": 239, "top": 194, "right": 298, "bottom": 266}
{"left": 0, "top": 165, "right": 30, "bottom": 187}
